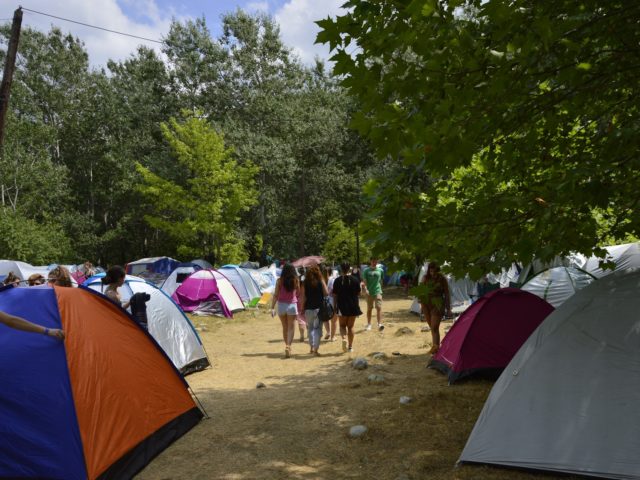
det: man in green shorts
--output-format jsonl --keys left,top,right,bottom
{"left": 362, "top": 257, "right": 384, "bottom": 331}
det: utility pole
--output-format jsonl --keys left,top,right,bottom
{"left": 0, "top": 7, "right": 23, "bottom": 151}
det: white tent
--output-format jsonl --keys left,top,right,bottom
{"left": 582, "top": 242, "right": 640, "bottom": 279}
{"left": 219, "top": 265, "right": 262, "bottom": 306}
{"left": 84, "top": 274, "right": 210, "bottom": 375}
{"left": 248, "top": 264, "right": 279, "bottom": 293}
{"left": 516, "top": 256, "right": 573, "bottom": 285}
{"left": 0, "top": 260, "right": 48, "bottom": 284}
{"left": 521, "top": 266, "right": 596, "bottom": 308}
{"left": 161, "top": 265, "right": 199, "bottom": 296}
{"left": 410, "top": 262, "right": 476, "bottom": 313}
{"left": 460, "top": 267, "right": 640, "bottom": 479}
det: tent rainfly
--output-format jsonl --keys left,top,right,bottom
{"left": 0, "top": 286, "right": 202, "bottom": 479}
{"left": 460, "top": 267, "right": 640, "bottom": 479}
{"left": 84, "top": 273, "right": 210, "bottom": 375}
{"left": 429, "top": 288, "right": 554, "bottom": 383}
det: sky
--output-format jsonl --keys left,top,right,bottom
{"left": 0, "top": 0, "right": 346, "bottom": 68}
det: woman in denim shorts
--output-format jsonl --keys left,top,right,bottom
{"left": 271, "top": 264, "right": 301, "bottom": 358}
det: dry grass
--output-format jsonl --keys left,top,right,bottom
{"left": 136, "top": 287, "right": 573, "bottom": 480}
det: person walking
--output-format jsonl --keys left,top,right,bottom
{"left": 323, "top": 265, "right": 337, "bottom": 341}
{"left": 420, "top": 262, "right": 451, "bottom": 354}
{"left": 301, "top": 265, "right": 329, "bottom": 356}
{"left": 296, "top": 268, "right": 307, "bottom": 343}
{"left": 0, "top": 310, "right": 65, "bottom": 339}
{"left": 362, "top": 257, "right": 384, "bottom": 331}
{"left": 271, "top": 264, "right": 301, "bottom": 358}
{"left": 332, "top": 262, "right": 362, "bottom": 353}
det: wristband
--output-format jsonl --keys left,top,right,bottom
{"left": 43, "top": 328, "right": 49, "bottom": 336}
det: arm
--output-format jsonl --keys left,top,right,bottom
{"left": 299, "top": 284, "right": 306, "bottom": 310}
{"left": 271, "top": 279, "right": 280, "bottom": 310}
{"left": 321, "top": 279, "right": 329, "bottom": 297}
{"left": 0, "top": 310, "right": 65, "bottom": 340}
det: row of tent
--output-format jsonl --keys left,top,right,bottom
{"left": 416, "top": 243, "right": 640, "bottom": 384}
{"left": 411, "top": 243, "right": 640, "bottom": 478}
{"left": 409, "top": 242, "right": 640, "bottom": 312}
{"left": 1, "top": 259, "right": 280, "bottom": 376}
{"left": 122, "top": 256, "right": 279, "bottom": 312}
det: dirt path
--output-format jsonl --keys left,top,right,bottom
{"left": 136, "top": 288, "right": 562, "bottom": 480}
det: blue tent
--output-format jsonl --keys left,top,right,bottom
{"left": 0, "top": 285, "right": 202, "bottom": 479}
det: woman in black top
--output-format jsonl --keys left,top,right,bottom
{"left": 332, "top": 262, "right": 362, "bottom": 353}
{"left": 301, "top": 265, "right": 329, "bottom": 356}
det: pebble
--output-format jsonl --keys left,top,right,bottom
{"left": 395, "top": 326, "right": 414, "bottom": 336}
{"left": 372, "top": 352, "right": 387, "bottom": 360}
{"left": 349, "top": 425, "right": 368, "bottom": 438}
{"left": 399, "top": 396, "right": 412, "bottom": 405}
{"left": 256, "top": 382, "right": 266, "bottom": 389}
{"left": 352, "top": 357, "right": 368, "bottom": 370}
{"left": 367, "top": 374, "right": 385, "bottom": 384}
{"left": 420, "top": 325, "right": 431, "bottom": 332}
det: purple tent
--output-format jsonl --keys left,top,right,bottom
{"left": 172, "top": 269, "right": 244, "bottom": 317}
{"left": 429, "top": 288, "right": 554, "bottom": 383}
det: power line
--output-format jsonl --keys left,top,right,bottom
{"left": 20, "top": 6, "right": 163, "bottom": 44}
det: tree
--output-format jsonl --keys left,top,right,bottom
{"left": 136, "top": 112, "right": 258, "bottom": 264}
{"left": 322, "top": 219, "right": 371, "bottom": 265}
{"left": 317, "top": 1, "right": 640, "bottom": 277}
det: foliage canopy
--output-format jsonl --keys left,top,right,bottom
{"left": 317, "top": 0, "right": 640, "bottom": 277}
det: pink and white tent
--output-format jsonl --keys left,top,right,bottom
{"left": 172, "top": 269, "right": 244, "bottom": 317}
{"left": 429, "top": 288, "right": 554, "bottom": 383}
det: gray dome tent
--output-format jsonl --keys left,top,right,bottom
{"left": 520, "top": 266, "right": 596, "bottom": 308}
{"left": 460, "top": 267, "right": 640, "bottom": 479}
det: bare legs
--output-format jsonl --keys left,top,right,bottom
{"left": 339, "top": 315, "right": 356, "bottom": 351}
{"left": 279, "top": 313, "right": 296, "bottom": 357}
{"left": 423, "top": 306, "right": 442, "bottom": 353}
{"left": 366, "top": 302, "right": 382, "bottom": 329}
{"left": 329, "top": 314, "right": 337, "bottom": 341}
{"left": 298, "top": 322, "right": 306, "bottom": 342}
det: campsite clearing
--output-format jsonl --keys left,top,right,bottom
{"left": 137, "top": 288, "right": 571, "bottom": 480}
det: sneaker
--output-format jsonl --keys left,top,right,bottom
{"left": 365, "top": 324, "right": 372, "bottom": 331}
{"left": 348, "top": 347, "right": 354, "bottom": 353}
{"left": 342, "top": 339, "right": 348, "bottom": 352}
{"left": 378, "top": 324, "right": 385, "bottom": 332}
